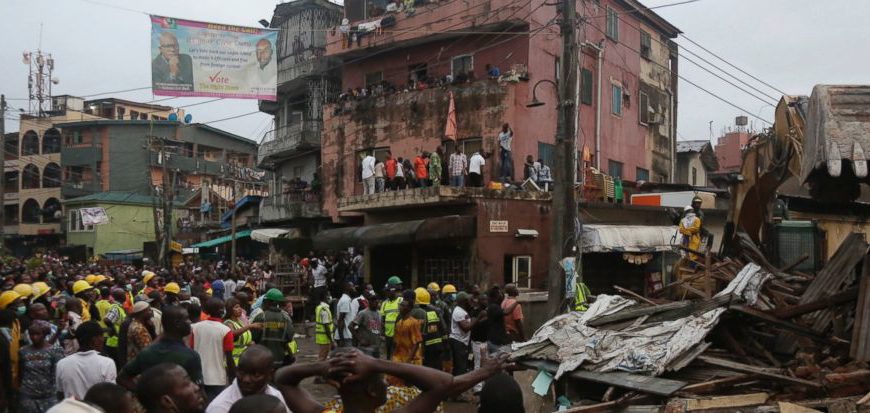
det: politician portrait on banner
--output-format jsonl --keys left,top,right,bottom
{"left": 150, "top": 15, "right": 278, "bottom": 101}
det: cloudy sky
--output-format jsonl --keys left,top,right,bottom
{"left": 2, "top": 0, "right": 869, "bottom": 145}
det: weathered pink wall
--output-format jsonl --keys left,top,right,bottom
{"left": 715, "top": 131, "right": 751, "bottom": 172}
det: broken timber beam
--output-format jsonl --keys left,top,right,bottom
{"left": 682, "top": 392, "right": 769, "bottom": 411}
{"left": 729, "top": 305, "right": 828, "bottom": 339}
{"left": 773, "top": 288, "right": 858, "bottom": 319}
{"left": 696, "top": 355, "right": 822, "bottom": 388}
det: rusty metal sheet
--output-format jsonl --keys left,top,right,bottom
{"left": 802, "top": 85, "right": 870, "bottom": 182}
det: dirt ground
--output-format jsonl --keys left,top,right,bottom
{"left": 294, "top": 333, "right": 477, "bottom": 413}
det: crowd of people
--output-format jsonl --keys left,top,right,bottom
{"left": 0, "top": 252, "right": 528, "bottom": 413}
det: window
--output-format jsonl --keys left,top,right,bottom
{"left": 130, "top": 110, "right": 139, "bottom": 120}
{"left": 140, "top": 113, "right": 148, "bottom": 120}
{"left": 611, "top": 84, "right": 623, "bottom": 116}
{"left": 608, "top": 160, "right": 623, "bottom": 178}
{"left": 636, "top": 167, "right": 649, "bottom": 182}
{"left": 581, "top": 68, "right": 593, "bottom": 105}
{"left": 364, "top": 71, "right": 383, "bottom": 87}
{"left": 42, "top": 128, "right": 61, "bottom": 154}
{"left": 606, "top": 7, "right": 619, "bottom": 41}
{"left": 21, "top": 130, "right": 39, "bottom": 155}
{"left": 538, "top": 142, "right": 555, "bottom": 168}
{"left": 451, "top": 55, "right": 473, "bottom": 77}
{"left": 355, "top": 147, "right": 390, "bottom": 182}
{"left": 640, "top": 31, "right": 652, "bottom": 59}
{"left": 508, "top": 255, "right": 532, "bottom": 289}
{"left": 443, "top": 137, "right": 482, "bottom": 156}
{"left": 408, "top": 63, "right": 427, "bottom": 83}
{"left": 116, "top": 107, "right": 126, "bottom": 120}
{"left": 68, "top": 209, "right": 94, "bottom": 232}
{"left": 639, "top": 91, "right": 650, "bottom": 125}
{"left": 692, "top": 167, "right": 698, "bottom": 186}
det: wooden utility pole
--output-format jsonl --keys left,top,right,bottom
{"left": 230, "top": 179, "right": 237, "bottom": 270}
{"left": 546, "top": 0, "right": 580, "bottom": 316}
{"left": 0, "top": 95, "right": 6, "bottom": 249}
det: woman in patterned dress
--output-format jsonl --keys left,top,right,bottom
{"left": 18, "top": 320, "right": 64, "bottom": 413}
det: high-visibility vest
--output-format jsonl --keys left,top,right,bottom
{"left": 423, "top": 308, "right": 443, "bottom": 347}
{"left": 315, "top": 302, "right": 333, "bottom": 345}
{"left": 225, "top": 319, "right": 253, "bottom": 364}
{"left": 574, "top": 282, "right": 592, "bottom": 312}
{"left": 95, "top": 299, "right": 112, "bottom": 320}
{"left": 103, "top": 303, "right": 126, "bottom": 348}
{"left": 380, "top": 297, "right": 402, "bottom": 338}
{"left": 80, "top": 299, "right": 92, "bottom": 322}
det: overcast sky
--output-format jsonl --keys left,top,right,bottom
{"left": 2, "top": 0, "right": 869, "bottom": 145}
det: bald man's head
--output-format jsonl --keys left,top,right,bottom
{"left": 237, "top": 345, "right": 275, "bottom": 396}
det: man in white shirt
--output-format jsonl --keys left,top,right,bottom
{"left": 190, "top": 298, "right": 236, "bottom": 401}
{"left": 449, "top": 292, "right": 474, "bottom": 378}
{"left": 223, "top": 274, "right": 237, "bottom": 301}
{"left": 498, "top": 123, "right": 514, "bottom": 182}
{"left": 468, "top": 151, "right": 486, "bottom": 187}
{"left": 56, "top": 321, "right": 117, "bottom": 400}
{"left": 361, "top": 153, "right": 376, "bottom": 195}
{"left": 334, "top": 282, "right": 354, "bottom": 347}
{"left": 206, "top": 345, "right": 288, "bottom": 413}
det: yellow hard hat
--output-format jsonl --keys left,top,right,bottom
{"left": 206, "top": 288, "right": 213, "bottom": 296}
{"left": 93, "top": 275, "right": 108, "bottom": 285}
{"left": 72, "top": 280, "right": 93, "bottom": 295}
{"left": 442, "top": 284, "right": 457, "bottom": 294}
{"left": 85, "top": 274, "right": 98, "bottom": 285}
{"left": 0, "top": 290, "right": 22, "bottom": 310}
{"left": 13, "top": 283, "right": 33, "bottom": 298}
{"left": 427, "top": 282, "right": 440, "bottom": 292}
{"left": 31, "top": 281, "right": 51, "bottom": 299}
{"left": 414, "top": 287, "right": 431, "bottom": 305}
{"left": 142, "top": 271, "right": 156, "bottom": 285}
{"left": 164, "top": 282, "right": 181, "bottom": 294}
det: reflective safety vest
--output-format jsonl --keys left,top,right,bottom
{"left": 95, "top": 299, "right": 112, "bottom": 320}
{"left": 103, "top": 303, "right": 126, "bottom": 348}
{"left": 423, "top": 308, "right": 443, "bottom": 347}
{"left": 574, "top": 282, "right": 592, "bottom": 312}
{"left": 225, "top": 319, "right": 253, "bottom": 364}
{"left": 380, "top": 297, "right": 402, "bottom": 338}
{"left": 80, "top": 299, "right": 92, "bottom": 322}
{"left": 315, "top": 302, "right": 333, "bottom": 345}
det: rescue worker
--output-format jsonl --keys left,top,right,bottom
{"left": 380, "top": 278, "right": 403, "bottom": 359}
{"left": 415, "top": 288, "right": 446, "bottom": 371}
{"left": 0, "top": 290, "right": 25, "bottom": 392}
{"left": 72, "top": 280, "right": 97, "bottom": 322}
{"left": 314, "top": 289, "right": 333, "bottom": 361}
{"left": 102, "top": 288, "right": 128, "bottom": 366}
{"left": 679, "top": 205, "right": 702, "bottom": 262}
{"left": 573, "top": 279, "right": 593, "bottom": 312}
{"left": 691, "top": 196, "right": 705, "bottom": 222}
{"left": 441, "top": 284, "right": 458, "bottom": 314}
{"left": 250, "top": 289, "right": 295, "bottom": 367}
{"left": 163, "top": 282, "right": 181, "bottom": 308}
{"left": 139, "top": 271, "right": 158, "bottom": 296}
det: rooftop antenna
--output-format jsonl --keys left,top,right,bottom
{"left": 708, "top": 121, "right": 713, "bottom": 139}
{"left": 23, "top": 49, "right": 56, "bottom": 117}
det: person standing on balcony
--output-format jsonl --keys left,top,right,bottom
{"left": 429, "top": 147, "right": 443, "bottom": 187}
{"left": 498, "top": 123, "right": 514, "bottom": 183}
{"left": 394, "top": 157, "right": 407, "bottom": 190}
{"left": 414, "top": 152, "right": 429, "bottom": 188}
{"left": 374, "top": 159, "right": 386, "bottom": 193}
{"left": 449, "top": 146, "right": 468, "bottom": 187}
{"left": 469, "top": 150, "right": 485, "bottom": 187}
{"left": 385, "top": 151, "right": 397, "bottom": 191}
{"left": 361, "top": 152, "right": 376, "bottom": 195}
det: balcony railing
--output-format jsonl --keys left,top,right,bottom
{"left": 62, "top": 180, "right": 102, "bottom": 198}
{"left": 61, "top": 144, "right": 103, "bottom": 166}
{"left": 257, "top": 124, "right": 321, "bottom": 166}
{"left": 260, "top": 190, "right": 324, "bottom": 221}
{"left": 338, "top": 186, "right": 550, "bottom": 211}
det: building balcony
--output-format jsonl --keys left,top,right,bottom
{"left": 257, "top": 124, "right": 321, "bottom": 168}
{"left": 259, "top": 191, "right": 325, "bottom": 222}
{"left": 325, "top": 0, "right": 530, "bottom": 58}
{"left": 62, "top": 181, "right": 103, "bottom": 199}
{"left": 61, "top": 144, "right": 102, "bottom": 166}
{"left": 338, "top": 185, "right": 550, "bottom": 212}
{"left": 149, "top": 152, "right": 225, "bottom": 175}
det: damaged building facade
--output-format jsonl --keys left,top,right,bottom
{"left": 310, "top": 0, "right": 681, "bottom": 289}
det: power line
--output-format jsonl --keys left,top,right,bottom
{"left": 678, "top": 46, "right": 780, "bottom": 102}
{"left": 679, "top": 33, "right": 787, "bottom": 96}
{"left": 680, "top": 53, "right": 776, "bottom": 107}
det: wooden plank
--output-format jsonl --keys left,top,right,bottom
{"left": 773, "top": 287, "right": 858, "bottom": 319}
{"left": 730, "top": 305, "right": 828, "bottom": 339}
{"left": 696, "top": 355, "right": 822, "bottom": 388}
{"left": 519, "top": 360, "right": 688, "bottom": 396}
{"left": 851, "top": 258, "right": 870, "bottom": 361}
{"left": 779, "top": 254, "right": 810, "bottom": 273}
{"left": 778, "top": 402, "right": 823, "bottom": 413}
{"left": 683, "top": 392, "right": 769, "bottom": 411}
{"left": 678, "top": 374, "right": 754, "bottom": 394}
{"left": 614, "top": 285, "right": 658, "bottom": 306}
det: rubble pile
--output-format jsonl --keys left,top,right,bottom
{"left": 513, "top": 232, "right": 870, "bottom": 412}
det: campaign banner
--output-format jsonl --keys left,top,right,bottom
{"left": 80, "top": 207, "right": 109, "bottom": 226}
{"left": 150, "top": 15, "right": 278, "bottom": 101}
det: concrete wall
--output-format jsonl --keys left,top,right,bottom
{"left": 276, "top": 154, "right": 319, "bottom": 183}
{"left": 66, "top": 202, "right": 184, "bottom": 257}
{"left": 675, "top": 152, "right": 708, "bottom": 186}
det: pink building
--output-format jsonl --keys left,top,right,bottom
{"left": 714, "top": 131, "right": 751, "bottom": 172}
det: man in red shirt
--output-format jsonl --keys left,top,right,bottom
{"left": 414, "top": 152, "right": 429, "bottom": 187}
{"left": 384, "top": 151, "right": 397, "bottom": 190}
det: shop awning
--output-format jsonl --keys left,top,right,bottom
{"left": 251, "top": 228, "right": 303, "bottom": 243}
{"left": 312, "top": 215, "right": 475, "bottom": 250}
{"left": 580, "top": 225, "right": 678, "bottom": 253}
{"left": 191, "top": 229, "right": 253, "bottom": 248}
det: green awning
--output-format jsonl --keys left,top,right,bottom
{"left": 191, "top": 229, "right": 252, "bottom": 248}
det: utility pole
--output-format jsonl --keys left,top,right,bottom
{"left": 164, "top": 168, "right": 175, "bottom": 269}
{"left": 0, "top": 95, "right": 6, "bottom": 250}
{"left": 547, "top": 0, "right": 580, "bottom": 316}
{"left": 230, "top": 179, "right": 237, "bottom": 271}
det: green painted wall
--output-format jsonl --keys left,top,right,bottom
{"left": 66, "top": 201, "right": 183, "bottom": 257}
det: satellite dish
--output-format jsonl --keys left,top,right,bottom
{"left": 168, "top": 113, "right": 178, "bottom": 121}
{"left": 184, "top": 114, "right": 192, "bottom": 124}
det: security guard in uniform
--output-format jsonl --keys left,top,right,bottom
{"left": 380, "top": 276, "right": 403, "bottom": 359}
{"left": 314, "top": 289, "right": 334, "bottom": 361}
{"left": 415, "top": 287, "right": 446, "bottom": 370}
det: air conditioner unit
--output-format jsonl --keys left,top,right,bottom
{"left": 648, "top": 113, "right": 664, "bottom": 124}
